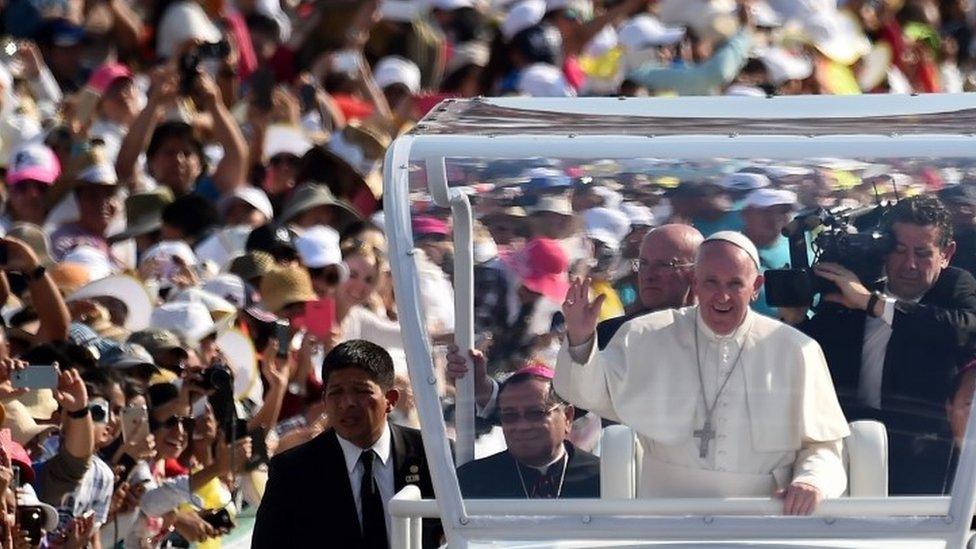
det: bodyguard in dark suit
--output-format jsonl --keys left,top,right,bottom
{"left": 253, "top": 340, "right": 440, "bottom": 548}
{"left": 800, "top": 195, "right": 976, "bottom": 494}
{"left": 457, "top": 365, "right": 600, "bottom": 499}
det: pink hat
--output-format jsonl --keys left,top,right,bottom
{"left": 514, "top": 362, "right": 554, "bottom": 379}
{"left": 6, "top": 143, "right": 60, "bottom": 186}
{"left": 503, "top": 238, "right": 570, "bottom": 302}
{"left": 412, "top": 216, "right": 450, "bottom": 236}
{"left": 87, "top": 62, "right": 133, "bottom": 95}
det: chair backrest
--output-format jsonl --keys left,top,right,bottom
{"left": 598, "top": 420, "right": 889, "bottom": 499}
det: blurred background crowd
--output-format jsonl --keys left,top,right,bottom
{"left": 0, "top": 0, "right": 969, "bottom": 546}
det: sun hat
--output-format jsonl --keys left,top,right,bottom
{"left": 2, "top": 399, "right": 57, "bottom": 447}
{"left": 216, "top": 329, "right": 262, "bottom": 402}
{"left": 584, "top": 207, "right": 630, "bottom": 249}
{"left": 149, "top": 302, "right": 223, "bottom": 345}
{"left": 169, "top": 287, "right": 237, "bottom": 318}
{"left": 742, "top": 188, "right": 798, "bottom": 210}
{"left": 1, "top": 433, "right": 35, "bottom": 484}
{"left": 412, "top": 216, "right": 450, "bottom": 237}
{"left": 278, "top": 183, "right": 362, "bottom": 229}
{"left": 803, "top": 10, "right": 871, "bottom": 66}
{"left": 108, "top": 188, "right": 175, "bottom": 243}
{"left": 703, "top": 231, "right": 761, "bottom": 271}
{"left": 228, "top": 251, "right": 275, "bottom": 283}
{"left": 758, "top": 47, "right": 814, "bottom": 86}
{"left": 202, "top": 274, "right": 248, "bottom": 309}
{"left": 6, "top": 143, "right": 60, "bottom": 186}
{"left": 258, "top": 265, "right": 318, "bottom": 314}
{"left": 373, "top": 56, "right": 422, "bottom": 94}
{"left": 66, "top": 275, "right": 153, "bottom": 331}
{"left": 518, "top": 63, "right": 575, "bottom": 97}
{"left": 127, "top": 328, "right": 188, "bottom": 361}
{"left": 502, "top": 238, "right": 570, "bottom": 302}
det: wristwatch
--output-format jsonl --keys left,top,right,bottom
{"left": 866, "top": 291, "right": 884, "bottom": 318}
{"left": 67, "top": 407, "right": 90, "bottom": 419}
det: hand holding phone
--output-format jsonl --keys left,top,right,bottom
{"left": 274, "top": 321, "right": 291, "bottom": 359}
{"left": 121, "top": 405, "right": 150, "bottom": 445}
{"left": 304, "top": 298, "right": 335, "bottom": 339}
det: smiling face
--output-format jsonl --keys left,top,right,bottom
{"left": 692, "top": 241, "right": 763, "bottom": 335}
{"left": 324, "top": 368, "right": 398, "bottom": 448}
{"left": 885, "top": 222, "right": 955, "bottom": 300}
{"left": 339, "top": 252, "right": 378, "bottom": 307}
{"left": 151, "top": 399, "right": 191, "bottom": 459}
{"left": 498, "top": 377, "right": 573, "bottom": 468}
{"left": 76, "top": 184, "right": 120, "bottom": 235}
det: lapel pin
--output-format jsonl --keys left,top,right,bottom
{"left": 409, "top": 465, "right": 419, "bottom": 473}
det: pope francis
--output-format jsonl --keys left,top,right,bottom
{"left": 555, "top": 231, "right": 850, "bottom": 515}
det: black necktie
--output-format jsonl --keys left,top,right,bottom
{"left": 360, "top": 450, "right": 388, "bottom": 548}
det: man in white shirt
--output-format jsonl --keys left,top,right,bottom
{"left": 253, "top": 340, "right": 442, "bottom": 548}
{"left": 557, "top": 231, "right": 849, "bottom": 514}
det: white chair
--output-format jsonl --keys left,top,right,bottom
{"left": 599, "top": 420, "right": 888, "bottom": 499}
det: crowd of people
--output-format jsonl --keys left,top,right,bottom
{"left": 0, "top": 0, "right": 968, "bottom": 547}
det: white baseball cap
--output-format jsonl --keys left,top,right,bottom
{"left": 518, "top": 63, "right": 576, "bottom": 97}
{"left": 528, "top": 195, "right": 573, "bottom": 216}
{"left": 219, "top": 187, "right": 274, "bottom": 222}
{"left": 758, "top": 47, "right": 813, "bottom": 86}
{"left": 149, "top": 301, "right": 217, "bottom": 344}
{"left": 373, "top": 56, "right": 422, "bottom": 94}
{"left": 263, "top": 125, "right": 312, "bottom": 160}
{"left": 585, "top": 206, "right": 630, "bottom": 249}
{"left": 718, "top": 172, "right": 771, "bottom": 192}
{"left": 142, "top": 240, "right": 198, "bottom": 267}
{"left": 502, "top": 0, "right": 546, "bottom": 40}
{"left": 295, "top": 225, "right": 346, "bottom": 271}
{"left": 742, "top": 188, "right": 798, "bottom": 210}
{"left": 618, "top": 14, "right": 685, "bottom": 52}
{"left": 620, "top": 202, "right": 655, "bottom": 227}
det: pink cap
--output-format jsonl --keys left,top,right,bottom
{"left": 6, "top": 143, "right": 60, "bottom": 186}
{"left": 87, "top": 62, "right": 133, "bottom": 95}
{"left": 412, "top": 216, "right": 450, "bottom": 236}
{"left": 514, "top": 361, "right": 554, "bottom": 379}
{"left": 502, "top": 238, "right": 570, "bottom": 302}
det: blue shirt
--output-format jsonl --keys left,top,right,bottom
{"left": 694, "top": 210, "right": 744, "bottom": 237}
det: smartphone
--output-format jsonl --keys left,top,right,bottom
{"left": 251, "top": 68, "right": 275, "bottom": 112}
{"left": 121, "top": 405, "right": 150, "bottom": 444}
{"left": 73, "top": 87, "right": 101, "bottom": 130}
{"left": 225, "top": 417, "right": 248, "bottom": 444}
{"left": 200, "top": 508, "right": 235, "bottom": 531}
{"left": 16, "top": 506, "right": 44, "bottom": 544}
{"left": 11, "top": 365, "right": 58, "bottom": 390}
{"left": 299, "top": 83, "right": 317, "bottom": 113}
{"left": 304, "top": 298, "right": 335, "bottom": 339}
{"left": 332, "top": 49, "right": 359, "bottom": 74}
{"left": 274, "top": 320, "right": 291, "bottom": 359}
{"left": 0, "top": 241, "right": 8, "bottom": 266}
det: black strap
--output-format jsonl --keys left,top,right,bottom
{"left": 360, "top": 450, "right": 389, "bottom": 548}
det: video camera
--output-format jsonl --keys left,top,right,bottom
{"left": 763, "top": 203, "right": 894, "bottom": 307}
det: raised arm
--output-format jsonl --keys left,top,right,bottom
{"left": 115, "top": 65, "right": 179, "bottom": 190}
{"left": 196, "top": 72, "right": 247, "bottom": 195}
{"left": 3, "top": 237, "right": 68, "bottom": 342}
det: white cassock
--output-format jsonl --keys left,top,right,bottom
{"left": 555, "top": 306, "right": 850, "bottom": 498}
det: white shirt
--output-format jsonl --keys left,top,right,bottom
{"left": 858, "top": 291, "right": 918, "bottom": 409}
{"left": 336, "top": 425, "right": 395, "bottom": 535}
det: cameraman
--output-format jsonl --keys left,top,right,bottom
{"left": 798, "top": 195, "right": 976, "bottom": 494}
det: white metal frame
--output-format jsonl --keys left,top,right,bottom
{"left": 382, "top": 95, "right": 976, "bottom": 549}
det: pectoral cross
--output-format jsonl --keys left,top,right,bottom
{"left": 694, "top": 419, "right": 715, "bottom": 458}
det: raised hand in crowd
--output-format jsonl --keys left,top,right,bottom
{"left": 170, "top": 510, "right": 218, "bottom": 543}
{"left": 0, "top": 359, "right": 28, "bottom": 401}
{"left": 445, "top": 344, "right": 494, "bottom": 409}
{"left": 562, "top": 277, "right": 606, "bottom": 346}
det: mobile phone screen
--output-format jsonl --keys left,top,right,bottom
{"left": 11, "top": 365, "right": 59, "bottom": 390}
{"left": 121, "top": 405, "right": 149, "bottom": 444}
{"left": 304, "top": 298, "right": 335, "bottom": 339}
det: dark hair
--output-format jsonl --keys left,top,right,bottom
{"left": 497, "top": 372, "right": 565, "bottom": 409}
{"left": 162, "top": 194, "right": 220, "bottom": 243}
{"left": 147, "top": 382, "right": 179, "bottom": 411}
{"left": 321, "top": 340, "right": 395, "bottom": 390}
{"left": 882, "top": 195, "right": 954, "bottom": 248}
{"left": 81, "top": 368, "right": 121, "bottom": 398}
{"left": 147, "top": 121, "right": 205, "bottom": 167}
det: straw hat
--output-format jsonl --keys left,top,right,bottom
{"left": 228, "top": 251, "right": 275, "bottom": 284}
{"left": 66, "top": 275, "right": 153, "bottom": 331}
{"left": 259, "top": 265, "right": 317, "bottom": 314}
{"left": 2, "top": 399, "right": 57, "bottom": 445}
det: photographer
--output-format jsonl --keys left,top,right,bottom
{"left": 799, "top": 195, "right": 976, "bottom": 494}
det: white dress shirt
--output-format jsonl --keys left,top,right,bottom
{"left": 858, "top": 291, "right": 919, "bottom": 409}
{"left": 336, "top": 425, "right": 395, "bottom": 535}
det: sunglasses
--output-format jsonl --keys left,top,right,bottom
{"left": 269, "top": 154, "right": 300, "bottom": 168}
{"left": 152, "top": 415, "right": 195, "bottom": 431}
{"left": 89, "top": 400, "right": 109, "bottom": 424}
{"left": 307, "top": 265, "right": 341, "bottom": 286}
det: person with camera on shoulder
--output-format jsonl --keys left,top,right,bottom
{"left": 798, "top": 195, "right": 976, "bottom": 494}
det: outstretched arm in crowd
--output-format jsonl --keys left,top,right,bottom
{"left": 196, "top": 71, "right": 248, "bottom": 195}
{"left": 115, "top": 64, "right": 180, "bottom": 190}
{"left": 1, "top": 237, "right": 69, "bottom": 343}
{"left": 38, "top": 368, "right": 94, "bottom": 506}
{"left": 248, "top": 340, "right": 290, "bottom": 433}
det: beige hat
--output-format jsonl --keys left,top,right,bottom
{"left": 3, "top": 398, "right": 57, "bottom": 444}
{"left": 6, "top": 223, "right": 52, "bottom": 266}
{"left": 259, "top": 265, "right": 317, "bottom": 314}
